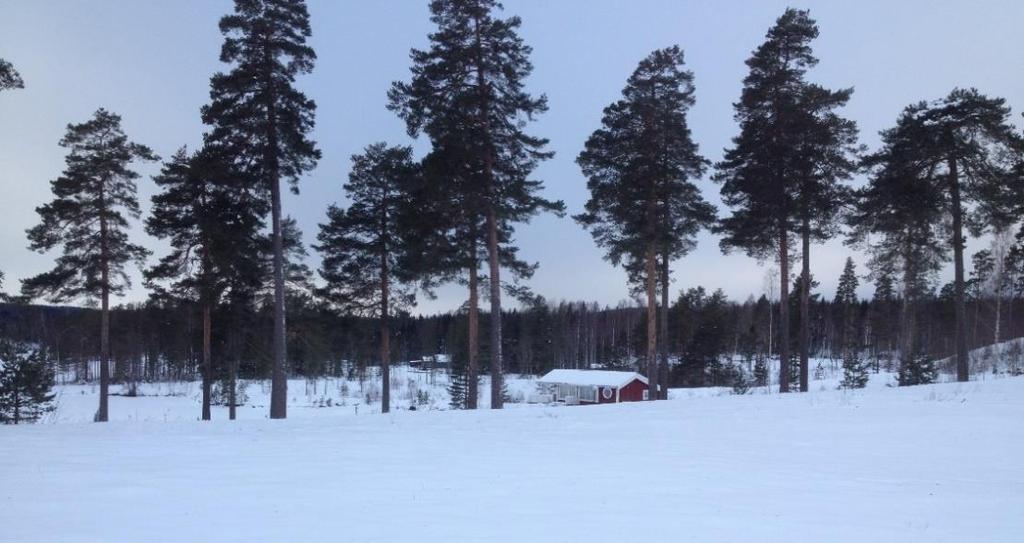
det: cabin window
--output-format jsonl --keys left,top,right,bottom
{"left": 578, "top": 385, "right": 597, "bottom": 402}
{"left": 642, "top": 389, "right": 649, "bottom": 400}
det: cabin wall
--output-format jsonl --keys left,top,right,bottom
{"left": 618, "top": 379, "right": 647, "bottom": 402}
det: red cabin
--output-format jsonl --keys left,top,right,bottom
{"left": 534, "top": 370, "right": 649, "bottom": 405}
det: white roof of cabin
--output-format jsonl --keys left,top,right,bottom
{"left": 538, "top": 369, "right": 648, "bottom": 388}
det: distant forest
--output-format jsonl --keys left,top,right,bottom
{"left": 4, "top": 278, "right": 1022, "bottom": 388}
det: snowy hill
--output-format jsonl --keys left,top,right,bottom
{"left": 936, "top": 336, "right": 1024, "bottom": 376}
{"left": 2, "top": 374, "right": 1023, "bottom": 542}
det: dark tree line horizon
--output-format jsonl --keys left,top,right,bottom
{"left": 2, "top": 3, "right": 1023, "bottom": 422}
{"left": 3, "top": 275, "right": 1024, "bottom": 389}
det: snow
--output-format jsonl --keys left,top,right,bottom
{"left": 2, "top": 370, "right": 1024, "bottom": 542}
{"left": 537, "top": 369, "right": 647, "bottom": 388}
{"left": 42, "top": 365, "right": 541, "bottom": 423}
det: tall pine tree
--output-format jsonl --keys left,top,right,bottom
{"left": 22, "top": 109, "right": 157, "bottom": 422}
{"left": 2, "top": 59, "right": 25, "bottom": 301}
{"left": 316, "top": 143, "right": 419, "bottom": 414}
{"left": 576, "top": 46, "right": 715, "bottom": 400}
{"left": 850, "top": 112, "right": 948, "bottom": 377}
{"left": 202, "top": 0, "right": 321, "bottom": 418}
{"left": 715, "top": 9, "right": 857, "bottom": 392}
{"left": 389, "top": 0, "right": 563, "bottom": 409}
{"left": 146, "top": 147, "right": 262, "bottom": 420}
{"left": 891, "top": 89, "right": 1023, "bottom": 381}
{"left": 791, "top": 74, "right": 859, "bottom": 393}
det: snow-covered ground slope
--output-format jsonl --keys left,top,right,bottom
{"left": 2, "top": 374, "right": 1023, "bottom": 542}
{"left": 936, "top": 336, "right": 1024, "bottom": 376}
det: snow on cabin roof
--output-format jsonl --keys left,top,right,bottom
{"left": 538, "top": 369, "right": 648, "bottom": 388}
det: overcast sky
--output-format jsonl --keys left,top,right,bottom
{"left": 1, "top": 0, "right": 1022, "bottom": 315}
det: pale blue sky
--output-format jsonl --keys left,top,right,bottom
{"left": 1, "top": 0, "right": 1022, "bottom": 314}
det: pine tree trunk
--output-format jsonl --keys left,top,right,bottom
{"left": 467, "top": 257, "right": 479, "bottom": 410}
{"left": 778, "top": 223, "right": 791, "bottom": 393}
{"left": 973, "top": 291, "right": 981, "bottom": 347}
{"left": 842, "top": 300, "right": 851, "bottom": 362}
{"left": 97, "top": 197, "right": 110, "bottom": 423}
{"left": 268, "top": 172, "right": 288, "bottom": 418}
{"left": 658, "top": 250, "right": 670, "bottom": 400}
{"left": 904, "top": 300, "right": 916, "bottom": 366}
{"left": 645, "top": 243, "right": 658, "bottom": 401}
{"left": 995, "top": 290, "right": 1002, "bottom": 348}
{"left": 949, "top": 154, "right": 969, "bottom": 382}
{"left": 486, "top": 206, "right": 503, "bottom": 409}
{"left": 900, "top": 232, "right": 916, "bottom": 373}
{"left": 472, "top": 14, "right": 503, "bottom": 410}
{"left": 264, "top": 38, "right": 288, "bottom": 419}
{"left": 202, "top": 301, "right": 212, "bottom": 421}
{"left": 800, "top": 214, "right": 810, "bottom": 392}
{"left": 380, "top": 243, "right": 391, "bottom": 414}
{"left": 229, "top": 353, "right": 237, "bottom": 421}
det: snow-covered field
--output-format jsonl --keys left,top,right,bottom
{"left": 42, "top": 365, "right": 541, "bottom": 423}
{"left": 2, "top": 368, "right": 1023, "bottom": 542}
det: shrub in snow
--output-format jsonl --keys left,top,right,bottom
{"left": 752, "top": 357, "right": 768, "bottom": 387}
{"left": 211, "top": 380, "right": 248, "bottom": 407}
{"left": 363, "top": 381, "right": 381, "bottom": 405}
{"left": 898, "top": 354, "right": 937, "bottom": 387}
{"left": 731, "top": 365, "right": 751, "bottom": 395}
{"left": 813, "top": 362, "right": 826, "bottom": 381}
{"left": 839, "top": 351, "right": 869, "bottom": 389}
{"left": 1007, "top": 342, "right": 1023, "bottom": 375}
{"left": 447, "top": 365, "right": 470, "bottom": 409}
{"left": 0, "top": 341, "right": 56, "bottom": 424}
{"left": 981, "top": 346, "right": 996, "bottom": 374}
{"left": 787, "top": 354, "right": 801, "bottom": 389}
{"left": 506, "top": 389, "right": 525, "bottom": 404}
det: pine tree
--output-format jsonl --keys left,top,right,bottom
{"left": 444, "top": 310, "right": 477, "bottom": 409}
{"left": 22, "top": 109, "right": 156, "bottom": 422}
{"left": 851, "top": 103, "right": 970, "bottom": 379}
{"left": 715, "top": 8, "right": 857, "bottom": 394}
{"left": 447, "top": 358, "right": 468, "bottom": 410}
{"left": 835, "top": 258, "right": 868, "bottom": 388}
{"left": 753, "top": 356, "right": 768, "bottom": 388}
{"left": 0, "top": 59, "right": 24, "bottom": 91}
{"left": 202, "top": 0, "right": 321, "bottom": 419}
{"left": 888, "top": 89, "right": 1023, "bottom": 381}
{"left": 898, "top": 353, "right": 937, "bottom": 386}
{"left": 0, "top": 341, "right": 55, "bottom": 424}
{"left": 850, "top": 110, "right": 950, "bottom": 379}
{"left": 835, "top": 257, "right": 858, "bottom": 307}
{"left": 840, "top": 349, "right": 869, "bottom": 389}
{"left": 389, "top": 0, "right": 563, "bottom": 409}
{"left": 316, "top": 143, "right": 419, "bottom": 414}
{"left": 792, "top": 77, "right": 859, "bottom": 393}
{"left": 0, "top": 63, "right": 23, "bottom": 276}
{"left": 873, "top": 272, "right": 896, "bottom": 303}
{"left": 146, "top": 147, "right": 261, "bottom": 420}
{"left": 576, "top": 46, "right": 715, "bottom": 400}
